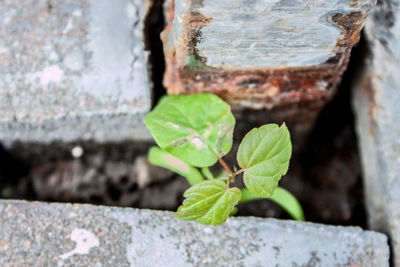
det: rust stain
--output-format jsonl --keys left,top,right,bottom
{"left": 160, "top": 0, "right": 176, "bottom": 59}
{"left": 359, "top": 74, "right": 378, "bottom": 136}
{"left": 165, "top": 0, "right": 175, "bottom": 23}
{"left": 168, "top": 65, "right": 338, "bottom": 112}
{"left": 161, "top": 0, "right": 184, "bottom": 92}
{"left": 331, "top": 11, "right": 364, "bottom": 46}
{"left": 187, "top": 12, "right": 212, "bottom": 28}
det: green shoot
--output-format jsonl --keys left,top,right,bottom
{"left": 144, "top": 93, "right": 304, "bottom": 225}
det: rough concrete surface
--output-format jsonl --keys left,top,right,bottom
{"left": 0, "top": 0, "right": 152, "bottom": 144}
{"left": 352, "top": 0, "right": 400, "bottom": 265}
{"left": 0, "top": 200, "right": 389, "bottom": 266}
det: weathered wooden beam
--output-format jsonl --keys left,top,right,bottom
{"left": 161, "top": 0, "right": 375, "bottom": 132}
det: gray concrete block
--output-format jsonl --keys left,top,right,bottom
{"left": 0, "top": 0, "right": 152, "bottom": 144}
{"left": 0, "top": 200, "right": 389, "bottom": 266}
{"left": 352, "top": 1, "right": 400, "bottom": 264}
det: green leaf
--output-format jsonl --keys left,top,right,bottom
{"left": 237, "top": 123, "right": 292, "bottom": 197}
{"left": 176, "top": 180, "right": 241, "bottom": 225}
{"left": 143, "top": 94, "right": 235, "bottom": 167}
{"left": 148, "top": 146, "right": 204, "bottom": 186}
{"left": 240, "top": 187, "right": 304, "bottom": 221}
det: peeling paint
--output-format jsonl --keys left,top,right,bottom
{"left": 38, "top": 65, "right": 64, "bottom": 85}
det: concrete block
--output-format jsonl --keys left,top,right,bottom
{"left": 352, "top": 0, "right": 400, "bottom": 264}
{"left": 0, "top": 0, "right": 152, "bottom": 144}
{"left": 0, "top": 200, "right": 389, "bottom": 266}
{"left": 162, "top": 0, "right": 375, "bottom": 111}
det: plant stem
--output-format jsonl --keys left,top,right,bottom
{"left": 216, "top": 157, "right": 246, "bottom": 188}
{"left": 218, "top": 157, "right": 233, "bottom": 174}
{"left": 232, "top": 168, "right": 245, "bottom": 176}
{"left": 201, "top": 167, "right": 214, "bottom": 179}
{"left": 216, "top": 157, "right": 236, "bottom": 187}
{"left": 239, "top": 187, "right": 305, "bottom": 221}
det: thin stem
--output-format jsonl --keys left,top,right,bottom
{"left": 232, "top": 168, "right": 245, "bottom": 177}
{"left": 216, "top": 157, "right": 245, "bottom": 188}
{"left": 218, "top": 157, "right": 233, "bottom": 174}
{"left": 201, "top": 167, "right": 214, "bottom": 180}
{"left": 226, "top": 168, "right": 245, "bottom": 187}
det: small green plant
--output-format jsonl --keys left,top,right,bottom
{"left": 144, "top": 93, "right": 304, "bottom": 225}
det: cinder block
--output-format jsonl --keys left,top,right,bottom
{"left": 352, "top": 0, "right": 400, "bottom": 264}
{"left": 0, "top": 200, "right": 389, "bottom": 266}
{"left": 0, "top": 0, "right": 152, "bottom": 144}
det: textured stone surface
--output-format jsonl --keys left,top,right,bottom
{"left": 352, "top": 0, "right": 400, "bottom": 265}
{"left": 0, "top": 0, "right": 152, "bottom": 144}
{"left": 162, "top": 0, "right": 375, "bottom": 110}
{"left": 0, "top": 200, "right": 389, "bottom": 266}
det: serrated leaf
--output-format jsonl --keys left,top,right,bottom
{"left": 176, "top": 180, "right": 241, "bottom": 225}
{"left": 143, "top": 94, "right": 235, "bottom": 167}
{"left": 237, "top": 123, "right": 292, "bottom": 198}
{"left": 148, "top": 146, "right": 204, "bottom": 186}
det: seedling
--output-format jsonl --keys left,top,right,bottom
{"left": 144, "top": 93, "right": 304, "bottom": 225}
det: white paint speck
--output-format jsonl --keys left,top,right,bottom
{"left": 59, "top": 229, "right": 100, "bottom": 260}
{"left": 204, "top": 227, "right": 213, "bottom": 234}
{"left": 71, "top": 146, "right": 84, "bottom": 158}
{"left": 40, "top": 65, "right": 64, "bottom": 85}
{"left": 62, "top": 18, "right": 74, "bottom": 35}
